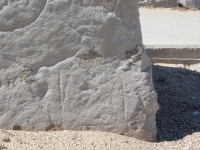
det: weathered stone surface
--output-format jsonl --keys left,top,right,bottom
{"left": 0, "top": 0, "right": 159, "bottom": 141}
{"left": 0, "top": 0, "right": 46, "bottom": 31}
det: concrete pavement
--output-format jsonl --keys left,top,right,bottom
{"left": 139, "top": 8, "right": 200, "bottom": 64}
{"left": 139, "top": 8, "right": 200, "bottom": 45}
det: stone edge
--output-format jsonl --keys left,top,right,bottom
{"left": 145, "top": 45, "right": 200, "bottom": 65}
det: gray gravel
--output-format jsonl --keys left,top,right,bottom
{"left": 153, "top": 64, "right": 200, "bottom": 141}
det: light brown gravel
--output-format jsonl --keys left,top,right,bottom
{"left": 0, "top": 129, "right": 200, "bottom": 150}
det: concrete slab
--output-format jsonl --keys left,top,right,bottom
{"left": 139, "top": 8, "right": 200, "bottom": 45}
{"left": 145, "top": 45, "right": 200, "bottom": 64}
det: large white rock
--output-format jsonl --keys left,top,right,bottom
{"left": 0, "top": 0, "right": 159, "bottom": 141}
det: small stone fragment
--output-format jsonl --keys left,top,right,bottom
{"left": 192, "top": 111, "right": 200, "bottom": 116}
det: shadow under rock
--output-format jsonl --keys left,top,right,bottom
{"left": 153, "top": 64, "right": 200, "bottom": 142}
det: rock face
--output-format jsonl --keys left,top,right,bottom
{"left": 0, "top": 0, "right": 159, "bottom": 141}
{"left": 0, "top": 0, "right": 46, "bottom": 31}
{"left": 138, "top": 0, "right": 177, "bottom": 7}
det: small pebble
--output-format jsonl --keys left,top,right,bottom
{"left": 192, "top": 111, "right": 199, "bottom": 116}
{"left": 191, "top": 97, "right": 196, "bottom": 100}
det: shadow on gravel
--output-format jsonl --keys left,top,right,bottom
{"left": 153, "top": 64, "right": 200, "bottom": 142}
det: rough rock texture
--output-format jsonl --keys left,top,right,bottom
{"left": 0, "top": 0, "right": 159, "bottom": 142}
{"left": 138, "top": 0, "right": 177, "bottom": 7}
{"left": 0, "top": 0, "right": 46, "bottom": 31}
{"left": 178, "top": 0, "right": 200, "bottom": 9}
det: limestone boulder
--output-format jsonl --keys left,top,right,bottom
{"left": 0, "top": 0, "right": 159, "bottom": 141}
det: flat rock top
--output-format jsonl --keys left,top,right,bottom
{"left": 139, "top": 8, "right": 200, "bottom": 45}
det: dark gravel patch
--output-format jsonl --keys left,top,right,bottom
{"left": 153, "top": 65, "right": 200, "bottom": 142}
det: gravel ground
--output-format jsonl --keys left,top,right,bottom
{"left": 0, "top": 63, "right": 200, "bottom": 150}
{"left": 153, "top": 63, "right": 200, "bottom": 142}
{"left": 0, "top": 129, "right": 200, "bottom": 150}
